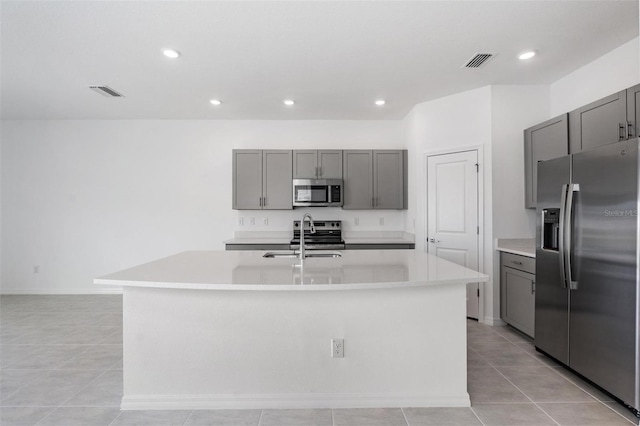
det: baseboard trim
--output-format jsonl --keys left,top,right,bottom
{"left": 121, "top": 392, "right": 471, "bottom": 410}
{"left": 0, "top": 288, "right": 123, "bottom": 295}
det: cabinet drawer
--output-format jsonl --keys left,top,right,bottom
{"left": 501, "top": 252, "right": 535, "bottom": 274}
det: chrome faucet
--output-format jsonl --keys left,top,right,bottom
{"left": 299, "top": 213, "right": 316, "bottom": 260}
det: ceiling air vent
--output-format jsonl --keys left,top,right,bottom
{"left": 89, "top": 86, "right": 124, "bottom": 97}
{"left": 463, "top": 53, "right": 495, "bottom": 69}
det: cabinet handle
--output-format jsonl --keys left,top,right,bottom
{"left": 259, "top": 197, "right": 262, "bottom": 207}
{"left": 315, "top": 166, "right": 318, "bottom": 177}
{"left": 512, "top": 260, "right": 523, "bottom": 266}
{"left": 619, "top": 123, "right": 625, "bottom": 141}
{"left": 262, "top": 197, "right": 266, "bottom": 207}
{"left": 628, "top": 121, "right": 634, "bottom": 139}
{"left": 372, "top": 197, "right": 376, "bottom": 208}
{"left": 532, "top": 280, "right": 536, "bottom": 294}
{"left": 318, "top": 166, "right": 322, "bottom": 177}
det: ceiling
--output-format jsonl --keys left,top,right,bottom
{"left": 1, "top": 1, "right": 638, "bottom": 120}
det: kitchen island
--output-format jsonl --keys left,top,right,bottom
{"left": 95, "top": 250, "right": 488, "bottom": 410}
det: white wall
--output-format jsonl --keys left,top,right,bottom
{"left": 402, "top": 86, "right": 496, "bottom": 323}
{"left": 1, "top": 120, "right": 402, "bottom": 294}
{"left": 550, "top": 37, "right": 639, "bottom": 116}
{"left": 491, "top": 85, "right": 549, "bottom": 240}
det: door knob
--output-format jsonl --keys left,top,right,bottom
{"left": 428, "top": 238, "right": 441, "bottom": 243}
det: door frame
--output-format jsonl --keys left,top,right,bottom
{"left": 423, "top": 145, "right": 486, "bottom": 323}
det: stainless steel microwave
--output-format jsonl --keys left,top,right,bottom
{"left": 292, "top": 179, "right": 343, "bottom": 207}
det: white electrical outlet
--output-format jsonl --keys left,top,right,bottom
{"left": 263, "top": 217, "right": 269, "bottom": 226}
{"left": 250, "top": 217, "right": 255, "bottom": 226}
{"left": 354, "top": 217, "right": 359, "bottom": 226}
{"left": 331, "top": 338, "right": 344, "bottom": 358}
{"left": 379, "top": 217, "right": 384, "bottom": 226}
{"left": 239, "top": 217, "right": 244, "bottom": 226}
{"left": 33, "top": 265, "right": 40, "bottom": 274}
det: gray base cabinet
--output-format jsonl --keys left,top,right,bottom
{"left": 233, "top": 150, "right": 293, "bottom": 210}
{"left": 343, "top": 150, "right": 407, "bottom": 210}
{"left": 524, "top": 114, "right": 568, "bottom": 209}
{"left": 293, "top": 150, "right": 342, "bottom": 179}
{"left": 500, "top": 252, "right": 535, "bottom": 338}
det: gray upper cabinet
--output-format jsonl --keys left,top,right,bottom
{"left": 627, "top": 83, "right": 640, "bottom": 140}
{"left": 232, "top": 150, "right": 262, "bottom": 210}
{"left": 232, "top": 149, "right": 292, "bottom": 210}
{"left": 343, "top": 150, "right": 407, "bottom": 210}
{"left": 318, "top": 150, "right": 343, "bottom": 179}
{"left": 293, "top": 150, "right": 342, "bottom": 179}
{"left": 373, "top": 150, "right": 407, "bottom": 209}
{"left": 262, "top": 150, "right": 293, "bottom": 210}
{"left": 569, "top": 90, "right": 628, "bottom": 153}
{"left": 524, "top": 114, "right": 569, "bottom": 209}
{"left": 343, "top": 150, "right": 373, "bottom": 209}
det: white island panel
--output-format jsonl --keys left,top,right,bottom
{"left": 96, "top": 250, "right": 488, "bottom": 410}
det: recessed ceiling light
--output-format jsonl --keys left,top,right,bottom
{"left": 163, "top": 49, "right": 180, "bottom": 59}
{"left": 518, "top": 50, "right": 537, "bottom": 60}
{"left": 210, "top": 99, "right": 222, "bottom": 106}
{"left": 283, "top": 99, "right": 295, "bottom": 106}
{"left": 375, "top": 99, "right": 386, "bottom": 106}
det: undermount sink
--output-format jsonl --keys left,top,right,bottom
{"left": 304, "top": 252, "right": 342, "bottom": 258}
{"left": 262, "top": 252, "right": 298, "bottom": 258}
{"left": 262, "top": 251, "right": 342, "bottom": 259}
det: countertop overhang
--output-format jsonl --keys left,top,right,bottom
{"left": 95, "top": 250, "right": 488, "bottom": 291}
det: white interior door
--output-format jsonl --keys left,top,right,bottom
{"left": 427, "top": 150, "right": 480, "bottom": 319}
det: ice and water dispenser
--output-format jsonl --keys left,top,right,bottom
{"left": 542, "top": 209, "right": 560, "bottom": 251}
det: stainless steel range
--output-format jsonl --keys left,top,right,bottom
{"left": 290, "top": 220, "right": 345, "bottom": 250}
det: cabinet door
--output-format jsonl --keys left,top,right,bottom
{"left": 263, "top": 150, "right": 293, "bottom": 210}
{"left": 569, "top": 90, "right": 627, "bottom": 153}
{"left": 342, "top": 150, "right": 373, "bottom": 209}
{"left": 501, "top": 265, "right": 535, "bottom": 338}
{"left": 317, "top": 150, "right": 343, "bottom": 179}
{"left": 233, "top": 150, "right": 262, "bottom": 210}
{"left": 373, "top": 150, "right": 405, "bottom": 209}
{"left": 627, "top": 83, "right": 640, "bottom": 140}
{"left": 524, "top": 114, "right": 568, "bottom": 208}
{"left": 292, "top": 150, "right": 318, "bottom": 178}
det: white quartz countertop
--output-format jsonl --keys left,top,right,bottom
{"left": 95, "top": 250, "right": 487, "bottom": 291}
{"left": 495, "top": 238, "right": 536, "bottom": 258}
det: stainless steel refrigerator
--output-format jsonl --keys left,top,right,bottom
{"left": 536, "top": 137, "right": 640, "bottom": 415}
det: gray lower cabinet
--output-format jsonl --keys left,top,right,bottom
{"left": 343, "top": 150, "right": 407, "bottom": 210}
{"left": 569, "top": 89, "right": 629, "bottom": 153}
{"left": 524, "top": 114, "right": 569, "bottom": 209}
{"left": 232, "top": 149, "right": 292, "bottom": 210}
{"left": 500, "top": 252, "right": 535, "bottom": 338}
{"left": 293, "top": 150, "right": 342, "bottom": 179}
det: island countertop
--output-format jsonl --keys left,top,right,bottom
{"left": 95, "top": 249, "right": 488, "bottom": 291}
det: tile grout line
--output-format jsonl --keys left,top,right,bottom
{"left": 55, "top": 368, "right": 112, "bottom": 409}
{"left": 399, "top": 406, "right": 410, "bottom": 426}
{"left": 181, "top": 409, "right": 195, "bottom": 426}
{"left": 474, "top": 338, "right": 561, "bottom": 426}
{"left": 468, "top": 406, "right": 487, "bottom": 426}
{"left": 480, "top": 330, "right": 635, "bottom": 425}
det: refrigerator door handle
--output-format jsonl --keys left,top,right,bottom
{"left": 565, "top": 183, "right": 580, "bottom": 290}
{"left": 558, "top": 184, "right": 568, "bottom": 288}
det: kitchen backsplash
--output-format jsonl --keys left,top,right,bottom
{"left": 235, "top": 207, "right": 409, "bottom": 232}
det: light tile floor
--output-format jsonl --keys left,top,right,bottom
{"left": 0, "top": 295, "right": 638, "bottom": 426}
